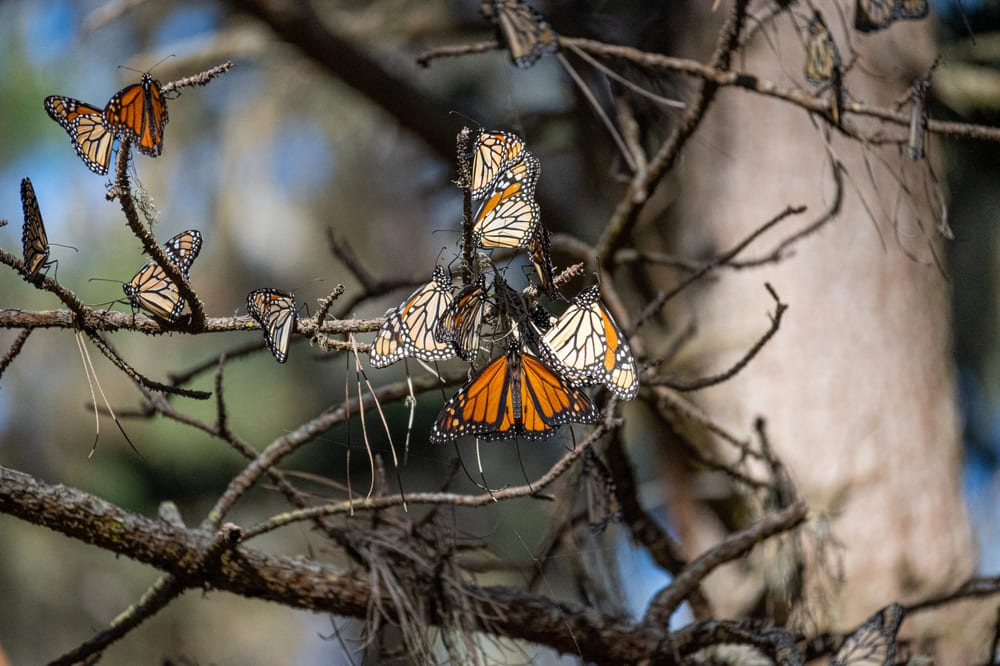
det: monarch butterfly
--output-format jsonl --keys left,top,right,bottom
{"left": 805, "top": 11, "right": 844, "bottom": 124}
{"left": 20, "top": 178, "right": 53, "bottom": 276}
{"left": 434, "top": 274, "right": 488, "bottom": 362}
{"left": 473, "top": 152, "right": 542, "bottom": 249}
{"left": 583, "top": 446, "right": 622, "bottom": 535}
{"left": 470, "top": 130, "right": 527, "bottom": 200}
{"left": 122, "top": 229, "right": 202, "bottom": 322}
{"left": 483, "top": 0, "right": 559, "bottom": 69}
{"left": 247, "top": 289, "right": 297, "bottom": 363}
{"left": 528, "top": 225, "right": 556, "bottom": 298}
{"left": 369, "top": 266, "right": 455, "bottom": 368}
{"left": 429, "top": 340, "right": 599, "bottom": 442}
{"left": 831, "top": 603, "right": 903, "bottom": 666}
{"left": 538, "top": 284, "right": 639, "bottom": 401}
{"left": 103, "top": 72, "right": 169, "bottom": 157}
{"left": 43, "top": 96, "right": 116, "bottom": 175}
{"left": 855, "top": 0, "right": 928, "bottom": 33}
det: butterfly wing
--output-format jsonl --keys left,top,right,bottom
{"left": 528, "top": 225, "right": 556, "bottom": 298}
{"left": 434, "top": 275, "right": 488, "bottom": 361}
{"left": 518, "top": 350, "right": 600, "bottom": 435}
{"left": 123, "top": 262, "right": 184, "bottom": 322}
{"left": 247, "top": 289, "right": 297, "bottom": 363}
{"left": 163, "top": 229, "right": 203, "bottom": 277}
{"left": 369, "top": 267, "right": 455, "bottom": 367}
{"left": 20, "top": 178, "right": 51, "bottom": 276}
{"left": 430, "top": 352, "right": 513, "bottom": 442}
{"left": 831, "top": 603, "right": 903, "bottom": 666}
{"left": 540, "top": 285, "right": 639, "bottom": 401}
{"left": 44, "top": 96, "right": 115, "bottom": 175}
{"left": 491, "top": 0, "right": 559, "bottom": 69}
{"left": 583, "top": 446, "right": 623, "bottom": 534}
{"left": 470, "top": 130, "right": 527, "bottom": 199}
{"left": 104, "top": 73, "right": 169, "bottom": 157}
{"left": 895, "top": 0, "right": 929, "bottom": 21}
{"left": 472, "top": 155, "right": 542, "bottom": 249}
{"left": 805, "top": 13, "right": 841, "bottom": 86}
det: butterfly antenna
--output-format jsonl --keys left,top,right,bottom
{"left": 555, "top": 53, "right": 637, "bottom": 173}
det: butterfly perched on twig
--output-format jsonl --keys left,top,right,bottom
{"left": 482, "top": 0, "right": 559, "bottom": 69}
{"left": 247, "top": 289, "right": 297, "bottom": 363}
{"left": 473, "top": 150, "right": 542, "bottom": 249}
{"left": 855, "top": 0, "right": 929, "bottom": 33}
{"left": 804, "top": 11, "right": 845, "bottom": 125}
{"left": 369, "top": 266, "right": 456, "bottom": 367}
{"left": 20, "top": 178, "right": 55, "bottom": 277}
{"left": 122, "top": 229, "right": 202, "bottom": 323}
{"left": 537, "top": 284, "right": 639, "bottom": 401}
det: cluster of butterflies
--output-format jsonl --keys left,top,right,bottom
{"left": 804, "top": 0, "right": 930, "bottom": 125}
{"left": 21, "top": 73, "right": 296, "bottom": 364}
{"left": 368, "top": 129, "right": 639, "bottom": 444}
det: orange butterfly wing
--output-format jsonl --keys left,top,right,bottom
{"left": 104, "top": 73, "right": 169, "bottom": 157}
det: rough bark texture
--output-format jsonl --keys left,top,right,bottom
{"left": 667, "top": 7, "right": 987, "bottom": 660}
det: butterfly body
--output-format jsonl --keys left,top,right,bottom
{"left": 247, "top": 289, "right": 297, "bottom": 363}
{"left": 430, "top": 342, "right": 599, "bottom": 442}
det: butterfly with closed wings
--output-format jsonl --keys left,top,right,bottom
{"left": 537, "top": 284, "right": 639, "bottom": 401}
{"left": 469, "top": 129, "right": 527, "bottom": 200}
{"left": 434, "top": 274, "right": 489, "bottom": 362}
{"left": 247, "top": 289, "right": 297, "bottom": 363}
{"left": 804, "top": 11, "right": 845, "bottom": 124}
{"left": 473, "top": 151, "right": 542, "bottom": 249}
{"left": 20, "top": 178, "right": 55, "bottom": 277}
{"left": 484, "top": 0, "right": 559, "bottom": 69}
{"left": 369, "top": 266, "right": 456, "bottom": 368}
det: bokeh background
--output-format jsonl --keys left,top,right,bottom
{"left": 0, "top": 0, "right": 997, "bottom": 663}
